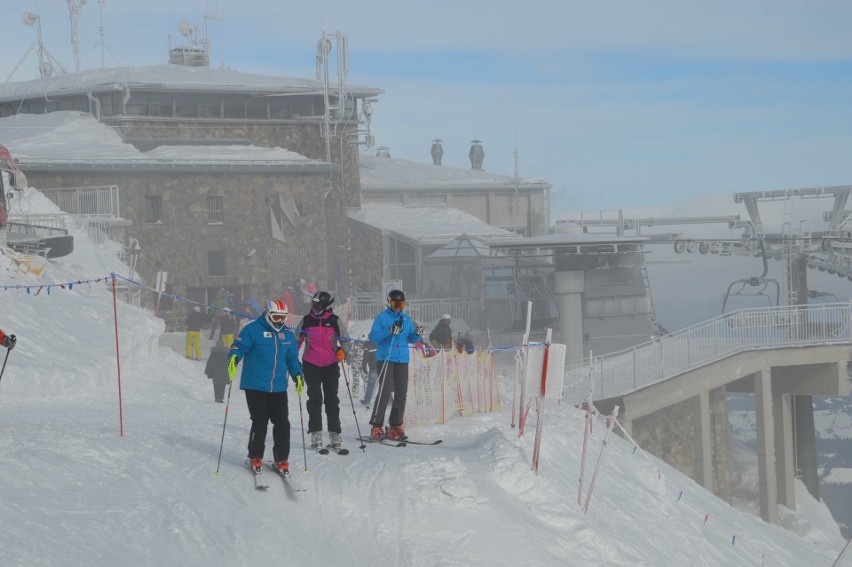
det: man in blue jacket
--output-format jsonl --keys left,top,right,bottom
{"left": 228, "top": 300, "right": 303, "bottom": 475}
{"left": 368, "top": 289, "right": 423, "bottom": 441}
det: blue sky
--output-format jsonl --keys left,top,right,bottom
{"left": 4, "top": 1, "right": 852, "bottom": 219}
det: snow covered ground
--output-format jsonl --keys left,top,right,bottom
{"left": 0, "top": 189, "right": 849, "bottom": 566}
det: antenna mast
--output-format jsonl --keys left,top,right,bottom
{"left": 98, "top": 0, "right": 106, "bottom": 67}
{"left": 67, "top": 0, "right": 87, "bottom": 73}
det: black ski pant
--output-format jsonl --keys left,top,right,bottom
{"left": 370, "top": 361, "right": 409, "bottom": 428}
{"left": 245, "top": 389, "right": 290, "bottom": 462}
{"left": 303, "top": 360, "right": 341, "bottom": 433}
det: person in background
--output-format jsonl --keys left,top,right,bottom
{"left": 457, "top": 332, "right": 475, "bottom": 354}
{"left": 185, "top": 306, "right": 206, "bottom": 360}
{"left": 0, "top": 327, "right": 17, "bottom": 351}
{"left": 204, "top": 345, "right": 231, "bottom": 403}
{"left": 297, "top": 291, "right": 350, "bottom": 451}
{"left": 429, "top": 314, "right": 453, "bottom": 350}
{"left": 218, "top": 309, "right": 238, "bottom": 348}
{"left": 280, "top": 286, "right": 296, "bottom": 316}
{"left": 209, "top": 288, "right": 229, "bottom": 340}
{"left": 368, "top": 289, "right": 422, "bottom": 441}
{"left": 228, "top": 300, "right": 304, "bottom": 475}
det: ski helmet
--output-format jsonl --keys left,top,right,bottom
{"left": 311, "top": 290, "right": 334, "bottom": 310}
{"left": 265, "top": 299, "right": 288, "bottom": 330}
{"left": 387, "top": 289, "right": 405, "bottom": 302}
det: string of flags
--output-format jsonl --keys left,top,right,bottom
{"left": 0, "top": 274, "right": 115, "bottom": 295}
{"left": 2, "top": 270, "right": 547, "bottom": 353}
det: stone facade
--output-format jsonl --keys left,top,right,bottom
{"left": 630, "top": 388, "right": 731, "bottom": 501}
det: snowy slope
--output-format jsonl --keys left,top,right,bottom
{"left": 0, "top": 189, "right": 848, "bottom": 566}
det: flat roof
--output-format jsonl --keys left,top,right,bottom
{"left": 0, "top": 64, "right": 383, "bottom": 103}
{"left": 347, "top": 203, "right": 522, "bottom": 247}
{"left": 359, "top": 154, "right": 551, "bottom": 192}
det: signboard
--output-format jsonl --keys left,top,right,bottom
{"left": 382, "top": 279, "right": 403, "bottom": 298}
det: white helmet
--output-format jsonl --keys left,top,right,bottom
{"left": 265, "top": 300, "right": 288, "bottom": 330}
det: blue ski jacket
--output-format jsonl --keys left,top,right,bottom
{"left": 229, "top": 315, "right": 303, "bottom": 393}
{"left": 369, "top": 307, "right": 420, "bottom": 363}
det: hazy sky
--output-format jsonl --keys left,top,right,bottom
{"left": 4, "top": 1, "right": 852, "bottom": 219}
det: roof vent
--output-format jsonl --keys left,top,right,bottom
{"left": 376, "top": 146, "right": 391, "bottom": 158}
{"left": 469, "top": 139, "right": 484, "bottom": 170}
{"left": 431, "top": 139, "right": 443, "bottom": 166}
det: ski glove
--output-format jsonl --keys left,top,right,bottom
{"left": 391, "top": 319, "right": 403, "bottom": 336}
{"left": 336, "top": 347, "right": 346, "bottom": 362}
{"left": 3, "top": 334, "right": 16, "bottom": 350}
{"left": 414, "top": 325, "right": 424, "bottom": 337}
{"left": 294, "top": 374, "right": 304, "bottom": 396}
{"left": 227, "top": 355, "right": 238, "bottom": 382}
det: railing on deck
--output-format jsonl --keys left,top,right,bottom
{"left": 564, "top": 303, "right": 852, "bottom": 402}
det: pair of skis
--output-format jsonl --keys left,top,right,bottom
{"left": 247, "top": 460, "right": 306, "bottom": 493}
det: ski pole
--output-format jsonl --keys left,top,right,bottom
{"left": 370, "top": 329, "right": 399, "bottom": 426}
{"left": 340, "top": 361, "right": 366, "bottom": 451}
{"left": 0, "top": 347, "right": 10, "bottom": 388}
{"left": 296, "top": 388, "right": 308, "bottom": 472}
{"left": 214, "top": 382, "right": 233, "bottom": 476}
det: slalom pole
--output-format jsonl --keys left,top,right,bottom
{"left": 111, "top": 275, "right": 124, "bottom": 437}
{"left": 340, "top": 361, "right": 367, "bottom": 451}
{"left": 832, "top": 535, "right": 852, "bottom": 567}
{"left": 0, "top": 348, "right": 11, "bottom": 387}
{"left": 214, "top": 382, "right": 233, "bottom": 476}
{"left": 297, "top": 388, "right": 308, "bottom": 472}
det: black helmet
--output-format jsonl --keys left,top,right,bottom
{"left": 387, "top": 289, "right": 405, "bottom": 302}
{"left": 311, "top": 290, "right": 334, "bottom": 310}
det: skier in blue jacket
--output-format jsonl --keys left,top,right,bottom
{"left": 368, "top": 289, "right": 423, "bottom": 441}
{"left": 228, "top": 300, "right": 303, "bottom": 475}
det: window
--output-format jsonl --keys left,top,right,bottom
{"left": 144, "top": 196, "right": 162, "bottom": 223}
{"left": 198, "top": 94, "right": 221, "bottom": 118}
{"left": 174, "top": 93, "right": 198, "bottom": 118}
{"left": 246, "top": 96, "right": 268, "bottom": 119}
{"left": 207, "top": 196, "right": 224, "bottom": 224}
{"left": 126, "top": 93, "right": 148, "bottom": 116}
{"left": 290, "top": 96, "right": 315, "bottom": 118}
{"left": 223, "top": 95, "right": 245, "bottom": 119}
{"left": 269, "top": 97, "right": 290, "bottom": 119}
{"left": 208, "top": 250, "right": 226, "bottom": 276}
{"left": 148, "top": 93, "right": 173, "bottom": 117}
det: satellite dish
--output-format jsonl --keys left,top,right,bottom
{"left": 21, "top": 11, "right": 38, "bottom": 27}
{"left": 179, "top": 20, "right": 193, "bottom": 38}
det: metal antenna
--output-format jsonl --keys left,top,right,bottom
{"left": 98, "top": 0, "right": 105, "bottom": 68}
{"left": 67, "top": 0, "right": 87, "bottom": 73}
{"left": 9, "top": 10, "right": 69, "bottom": 81}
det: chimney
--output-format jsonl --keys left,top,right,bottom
{"left": 376, "top": 146, "right": 391, "bottom": 158}
{"left": 430, "top": 139, "right": 444, "bottom": 166}
{"left": 469, "top": 139, "right": 484, "bottom": 171}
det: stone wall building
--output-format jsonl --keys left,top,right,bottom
{"left": 0, "top": 62, "right": 382, "bottom": 318}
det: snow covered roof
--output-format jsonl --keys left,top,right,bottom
{"left": 0, "top": 64, "right": 383, "bottom": 102}
{"left": 347, "top": 203, "right": 523, "bottom": 246}
{"left": 359, "top": 154, "right": 551, "bottom": 192}
{"left": 0, "top": 112, "right": 332, "bottom": 173}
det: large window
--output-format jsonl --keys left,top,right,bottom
{"left": 207, "top": 196, "right": 224, "bottom": 224}
{"left": 208, "top": 250, "right": 226, "bottom": 276}
{"left": 246, "top": 96, "right": 268, "bottom": 119}
{"left": 149, "top": 93, "right": 173, "bottom": 117}
{"left": 223, "top": 95, "right": 245, "bottom": 119}
{"left": 388, "top": 239, "right": 417, "bottom": 293}
{"left": 198, "top": 94, "right": 221, "bottom": 118}
{"left": 144, "top": 196, "right": 161, "bottom": 223}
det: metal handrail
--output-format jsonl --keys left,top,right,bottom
{"left": 565, "top": 302, "right": 852, "bottom": 402}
